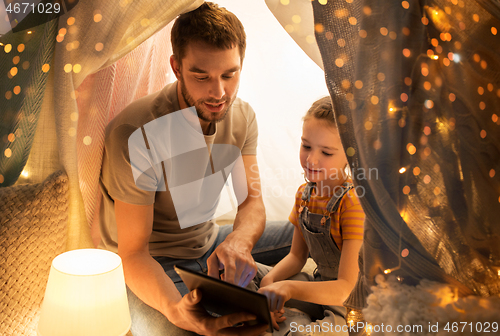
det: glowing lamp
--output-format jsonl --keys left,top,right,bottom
{"left": 38, "top": 249, "right": 131, "bottom": 336}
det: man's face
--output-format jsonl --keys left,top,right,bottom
{"left": 171, "top": 41, "right": 242, "bottom": 124}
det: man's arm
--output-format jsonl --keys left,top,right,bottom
{"left": 207, "top": 155, "right": 266, "bottom": 286}
{"left": 115, "top": 200, "right": 266, "bottom": 335}
{"left": 115, "top": 201, "right": 180, "bottom": 316}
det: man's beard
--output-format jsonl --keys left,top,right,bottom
{"left": 179, "top": 77, "right": 235, "bottom": 123}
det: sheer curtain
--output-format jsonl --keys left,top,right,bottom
{"left": 7, "top": 0, "right": 498, "bottom": 299}
{"left": 308, "top": 0, "right": 500, "bottom": 304}
{"left": 76, "top": 23, "right": 176, "bottom": 244}
{"left": 3, "top": 0, "right": 330, "bottom": 250}
{"left": 3, "top": 0, "right": 203, "bottom": 249}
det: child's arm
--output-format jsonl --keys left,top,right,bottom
{"left": 260, "top": 228, "right": 309, "bottom": 288}
{"left": 258, "top": 228, "right": 309, "bottom": 330}
{"left": 280, "top": 239, "right": 362, "bottom": 306}
{"left": 260, "top": 238, "right": 362, "bottom": 311}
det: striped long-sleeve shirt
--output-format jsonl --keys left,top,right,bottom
{"left": 289, "top": 182, "right": 365, "bottom": 251}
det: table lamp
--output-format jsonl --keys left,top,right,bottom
{"left": 37, "top": 248, "right": 131, "bottom": 336}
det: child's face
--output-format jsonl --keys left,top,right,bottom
{"left": 300, "top": 118, "right": 348, "bottom": 187}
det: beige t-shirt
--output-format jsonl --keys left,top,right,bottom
{"left": 99, "top": 82, "right": 258, "bottom": 258}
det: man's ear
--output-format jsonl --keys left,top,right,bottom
{"left": 170, "top": 55, "right": 181, "bottom": 80}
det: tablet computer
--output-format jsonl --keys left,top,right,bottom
{"left": 174, "top": 264, "right": 272, "bottom": 330}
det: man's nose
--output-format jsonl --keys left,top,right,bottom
{"left": 208, "top": 79, "right": 225, "bottom": 100}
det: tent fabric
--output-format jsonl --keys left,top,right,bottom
{"left": 265, "top": 0, "right": 324, "bottom": 70}
{"left": 2, "top": 0, "right": 202, "bottom": 250}
{"left": 0, "top": 14, "right": 57, "bottom": 187}
{"left": 2, "top": 0, "right": 499, "bottom": 306}
{"left": 310, "top": 0, "right": 500, "bottom": 305}
{"left": 75, "top": 22, "right": 176, "bottom": 241}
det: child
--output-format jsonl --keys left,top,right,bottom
{"left": 258, "top": 96, "right": 365, "bottom": 335}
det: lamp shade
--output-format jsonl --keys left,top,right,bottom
{"left": 37, "top": 249, "right": 131, "bottom": 336}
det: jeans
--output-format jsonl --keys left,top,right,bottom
{"left": 128, "top": 220, "right": 295, "bottom": 336}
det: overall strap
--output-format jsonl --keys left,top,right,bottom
{"left": 298, "top": 182, "right": 315, "bottom": 214}
{"left": 325, "top": 181, "right": 354, "bottom": 213}
{"left": 301, "top": 182, "right": 316, "bottom": 202}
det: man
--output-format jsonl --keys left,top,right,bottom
{"left": 99, "top": 2, "right": 293, "bottom": 335}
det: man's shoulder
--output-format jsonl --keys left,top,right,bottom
{"left": 105, "top": 83, "right": 178, "bottom": 140}
{"left": 230, "top": 97, "right": 255, "bottom": 123}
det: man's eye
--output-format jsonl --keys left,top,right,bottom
{"left": 195, "top": 76, "right": 208, "bottom": 81}
{"left": 222, "top": 74, "right": 235, "bottom": 79}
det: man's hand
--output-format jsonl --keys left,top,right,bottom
{"left": 169, "top": 289, "right": 268, "bottom": 336}
{"left": 258, "top": 281, "right": 292, "bottom": 317}
{"left": 207, "top": 233, "right": 257, "bottom": 287}
{"left": 206, "top": 155, "right": 265, "bottom": 287}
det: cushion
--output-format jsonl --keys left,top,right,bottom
{"left": 0, "top": 171, "right": 68, "bottom": 336}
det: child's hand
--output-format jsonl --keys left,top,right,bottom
{"left": 258, "top": 281, "right": 292, "bottom": 315}
{"left": 270, "top": 309, "right": 286, "bottom": 330}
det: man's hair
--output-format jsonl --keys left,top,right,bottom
{"left": 303, "top": 96, "right": 336, "bottom": 127}
{"left": 171, "top": 2, "right": 246, "bottom": 63}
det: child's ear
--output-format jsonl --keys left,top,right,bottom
{"left": 344, "top": 163, "right": 351, "bottom": 178}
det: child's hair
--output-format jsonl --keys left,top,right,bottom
{"left": 303, "top": 96, "right": 336, "bottom": 127}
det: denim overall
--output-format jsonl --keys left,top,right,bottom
{"left": 277, "top": 181, "right": 353, "bottom": 336}
{"left": 298, "top": 181, "right": 353, "bottom": 282}
{"left": 260, "top": 182, "right": 353, "bottom": 336}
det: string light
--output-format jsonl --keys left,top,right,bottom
{"left": 383, "top": 209, "right": 410, "bottom": 275}
{"left": 425, "top": 5, "right": 451, "bottom": 32}
{"left": 388, "top": 100, "right": 400, "bottom": 114}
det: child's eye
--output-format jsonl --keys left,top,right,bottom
{"left": 301, "top": 144, "right": 311, "bottom": 150}
{"left": 322, "top": 152, "right": 333, "bottom": 156}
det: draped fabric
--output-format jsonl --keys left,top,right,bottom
{"left": 3, "top": 0, "right": 498, "bottom": 299}
{"left": 2, "top": 0, "right": 202, "bottom": 250}
{"left": 265, "top": 0, "right": 324, "bottom": 69}
{"left": 0, "top": 14, "right": 57, "bottom": 187}
{"left": 310, "top": 0, "right": 500, "bottom": 304}
{"left": 75, "top": 23, "right": 176, "bottom": 242}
